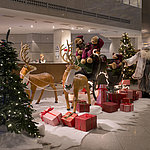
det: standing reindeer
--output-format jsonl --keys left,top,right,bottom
{"left": 60, "top": 41, "right": 91, "bottom": 112}
{"left": 20, "top": 43, "right": 58, "bottom": 104}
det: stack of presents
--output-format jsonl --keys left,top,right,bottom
{"left": 95, "top": 80, "right": 142, "bottom": 113}
{"left": 40, "top": 80, "right": 142, "bottom": 132}
{"left": 40, "top": 100, "right": 97, "bottom": 132}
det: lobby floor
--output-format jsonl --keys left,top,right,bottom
{"left": 67, "top": 105, "right": 150, "bottom": 150}
{"left": 34, "top": 88, "right": 150, "bottom": 150}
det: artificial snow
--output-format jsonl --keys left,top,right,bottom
{"left": 0, "top": 93, "right": 150, "bottom": 150}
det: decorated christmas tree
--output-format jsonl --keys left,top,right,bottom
{"left": 0, "top": 30, "right": 39, "bottom": 136}
{"left": 118, "top": 32, "right": 137, "bottom": 83}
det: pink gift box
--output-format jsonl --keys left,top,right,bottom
{"left": 96, "top": 85, "right": 108, "bottom": 105}
{"left": 41, "top": 108, "right": 62, "bottom": 126}
{"left": 120, "top": 103, "right": 134, "bottom": 112}
{"left": 136, "top": 90, "right": 142, "bottom": 98}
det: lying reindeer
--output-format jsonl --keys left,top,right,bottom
{"left": 20, "top": 43, "right": 58, "bottom": 104}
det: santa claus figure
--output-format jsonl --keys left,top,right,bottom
{"left": 124, "top": 47, "right": 150, "bottom": 98}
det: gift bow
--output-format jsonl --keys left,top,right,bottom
{"left": 41, "top": 107, "right": 54, "bottom": 121}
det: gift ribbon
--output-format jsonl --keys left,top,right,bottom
{"left": 63, "top": 112, "right": 77, "bottom": 126}
{"left": 41, "top": 107, "right": 61, "bottom": 124}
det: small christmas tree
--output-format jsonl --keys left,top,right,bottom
{"left": 118, "top": 32, "right": 137, "bottom": 83}
{"left": 0, "top": 30, "right": 39, "bottom": 136}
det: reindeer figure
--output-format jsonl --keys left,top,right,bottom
{"left": 60, "top": 41, "right": 91, "bottom": 112}
{"left": 20, "top": 43, "right": 58, "bottom": 104}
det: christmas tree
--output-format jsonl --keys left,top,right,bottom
{"left": 0, "top": 30, "right": 39, "bottom": 136}
{"left": 118, "top": 32, "right": 137, "bottom": 83}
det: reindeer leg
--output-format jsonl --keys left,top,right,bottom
{"left": 64, "top": 90, "right": 70, "bottom": 110}
{"left": 25, "top": 89, "right": 30, "bottom": 98}
{"left": 50, "top": 83, "right": 58, "bottom": 103}
{"left": 73, "top": 89, "right": 78, "bottom": 113}
{"left": 36, "top": 89, "right": 44, "bottom": 104}
{"left": 30, "top": 85, "right": 36, "bottom": 104}
{"left": 85, "top": 83, "right": 91, "bottom": 105}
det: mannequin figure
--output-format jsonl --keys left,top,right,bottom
{"left": 124, "top": 47, "right": 150, "bottom": 98}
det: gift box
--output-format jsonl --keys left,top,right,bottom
{"left": 119, "top": 80, "right": 130, "bottom": 86}
{"left": 121, "top": 98, "right": 131, "bottom": 103}
{"left": 108, "top": 93, "right": 127, "bottom": 107}
{"left": 61, "top": 112, "right": 78, "bottom": 127}
{"left": 136, "top": 90, "right": 142, "bottom": 98}
{"left": 76, "top": 103, "right": 90, "bottom": 113}
{"left": 41, "top": 108, "right": 62, "bottom": 126}
{"left": 120, "top": 103, "right": 134, "bottom": 112}
{"left": 118, "top": 89, "right": 136, "bottom": 101}
{"left": 96, "top": 84, "right": 108, "bottom": 105}
{"left": 102, "top": 102, "right": 118, "bottom": 113}
{"left": 75, "top": 114, "right": 97, "bottom": 132}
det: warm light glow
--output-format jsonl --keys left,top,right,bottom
{"left": 30, "top": 25, "right": 33, "bottom": 28}
{"left": 88, "top": 29, "right": 91, "bottom": 32}
{"left": 53, "top": 26, "right": 55, "bottom": 29}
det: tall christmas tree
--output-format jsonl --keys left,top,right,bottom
{"left": 0, "top": 30, "right": 39, "bottom": 136}
{"left": 118, "top": 32, "right": 137, "bottom": 83}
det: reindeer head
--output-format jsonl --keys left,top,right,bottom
{"left": 59, "top": 40, "right": 81, "bottom": 72}
{"left": 20, "top": 43, "right": 37, "bottom": 79}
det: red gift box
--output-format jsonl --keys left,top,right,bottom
{"left": 121, "top": 98, "right": 131, "bottom": 103}
{"left": 102, "top": 102, "right": 118, "bottom": 113}
{"left": 119, "top": 80, "right": 130, "bottom": 86}
{"left": 120, "top": 103, "right": 134, "bottom": 112}
{"left": 96, "top": 84, "right": 108, "bottom": 105}
{"left": 61, "top": 112, "right": 78, "bottom": 127}
{"left": 76, "top": 103, "right": 90, "bottom": 113}
{"left": 136, "top": 90, "right": 142, "bottom": 98}
{"left": 119, "top": 89, "right": 136, "bottom": 101}
{"left": 108, "top": 93, "right": 127, "bottom": 107}
{"left": 41, "top": 107, "right": 62, "bottom": 126}
{"left": 75, "top": 114, "right": 97, "bottom": 132}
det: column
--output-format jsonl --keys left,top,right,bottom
{"left": 53, "top": 29, "right": 71, "bottom": 62}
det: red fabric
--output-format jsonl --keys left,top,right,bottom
{"left": 61, "top": 112, "right": 78, "bottom": 127}
{"left": 102, "top": 102, "right": 118, "bottom": 113}
{"left": 75, "top": 114, "right": 97, "bottom": 131}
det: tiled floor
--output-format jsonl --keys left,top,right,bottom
{"left": 34, "top": 89, "right": 150, "bottom": 150}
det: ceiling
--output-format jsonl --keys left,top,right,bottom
{"left": 0, "top": 8, "right": 141, "bottom": 37}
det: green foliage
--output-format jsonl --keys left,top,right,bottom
{"left": 0, "top": 32, "right": 39, "bottom": 137}
{"left": 118, "top": 32, "right": 137, "bottom": 83}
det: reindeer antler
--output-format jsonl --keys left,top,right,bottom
{"left": 59, "top": 40, "right": 76, "bottom": 64}
{"left": 20, "top": 42, "right": 30, "bottom": 65}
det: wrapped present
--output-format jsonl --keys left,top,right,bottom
{"left": 41, "top": 107, "right": 62, "bottom": 126}
{"left": 119, "top": 80, "right": 130, "bottom": 86}
{"left": 120, "top": 103, "right": 134, "bottom": 112}
{"left": 102, "top": 102, "right": 118, "bottom": 113}
{"left": 96, "top": 84, "right": 108, "bottom": 105}
{"left": 75, "top": 114, "right": 97, "bottom": 132}
{"left": 118, "top": 89, "right": 136, "bottom": 101}
{"left": 76, "top": 103, "right": 90, "bottom": 113}
{"left": 61, "top": 112, "right": 78, "bottom": 127}
{"left": 121, "top": 98, "right": 131, "bottom": 103}
{"left": 136, "top": 90, "right": 142, "bottom": 98}
{"left": 108, "top": 93, "right": 127, "bottom": 107}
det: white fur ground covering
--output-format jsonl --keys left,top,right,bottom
{"left": 0, "top": 94, "right": 150, "bottom": 150}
